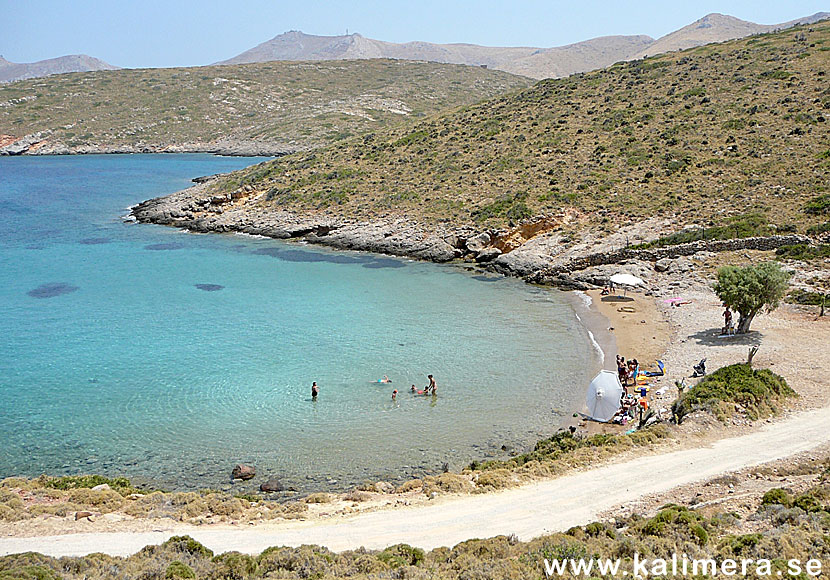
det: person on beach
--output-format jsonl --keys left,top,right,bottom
{"left": 311, "top": 381, "right": 319, "bottom": 400}
{"left": 618, "top": 357, "right": 628, "bottom": 386}
{"left": 426, "top": 374, "right": 437, "bottom": 396}
{"left": 722, "top": 307, "right": 733, "bottom": 334}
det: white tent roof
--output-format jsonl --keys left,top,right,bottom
{"left": 585, "top": 370, "right": 624, "bottom": 422}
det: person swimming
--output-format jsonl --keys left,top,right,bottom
{"left": 378, "top": 375, "right": 392, "bottom": 383}
{"left": 410, "top": 384, "right": 416, "bottom": 393}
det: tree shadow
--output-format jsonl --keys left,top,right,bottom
{"left": 688, "top": 327, "right": 763, "bottom": 347}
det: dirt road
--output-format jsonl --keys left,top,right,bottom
{"left": 3, "top": 405, "right": 829, "bottom": 558}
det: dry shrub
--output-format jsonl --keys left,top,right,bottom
{"left": 474, "top": 468, "right": 518, "bottom": 492}
{"left": 343, "top": 490, "right": 372, "bottom": 502}
{"left": 123, "top": 491, "right": 168, "bottom": 518}
{"left": 304, "top": 492, "right": 332, "bottom": 504}
{"left": 28, "top": 502, "right": 80, "bottom": 517}
{"left": 275, "top": 502, "right": 309, "bottom": 519}
{"left": 516, "top": 459, "right": 555, "bottom": 479}
{"left": 0, "top": 477, "right": 37, "bottom": 491}
{"left": 396, "top": 479, "right": 423, "bottom": 493}
{"left": 422, "top": 473, "right": 473, "bottom": 495}
{"left": 205, "top": 494, "right": 246, "bottom": 518}
{"left": 170, "top": 492, "right": 208, "bottom": 521}
{"left": 67, "top": 488, "right": 124, "bottom": 512}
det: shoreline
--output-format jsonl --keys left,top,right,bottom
{"left": 4, "top": 168, "right": 830, "bottom": 556}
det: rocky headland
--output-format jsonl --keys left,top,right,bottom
{"left": 131, "top": 178, "right": 825, "bottom": 294}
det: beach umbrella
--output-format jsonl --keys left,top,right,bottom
{"left": 610, "top": 273, "right": 644, "bottom": 287}
{"left": 585, "top": 370, "right": 624, "bottom": 422}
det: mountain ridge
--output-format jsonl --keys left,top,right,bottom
{"left": 0, "top": 54, "right": 119, "bottom": 84}
{"left": 220, "top": 11, "right": 830, "bottom": 79}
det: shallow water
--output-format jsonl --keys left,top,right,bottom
{"left": 0, "top": 154, "right": 599, "bottom": 493}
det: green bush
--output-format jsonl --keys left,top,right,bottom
{"left": 786, "top": 289, "right": 828, "bottom": 306}
{"left": 165, "top": 560, "right": 196, "bottom": 579}
{"left": 805, "top": 194, "right": 830, "bottom": 215}
{"left": 762, "top": 488, "right": 792, "bottom": 507}
{"left": 377, "top": 544, "right": 425, "bottom": 568}
{"left": 775, "top": 244, "right": 830, "bottom": 260}
{"left": 806, "top": 222, "right": 830, "bottom": 235}
{"left": 672, "top": 364, "right": 795, "bottom": 421}
{"left": 210, "top": 552, "right": 257, "bottom": 579}
{"left": 42, "top": 475, "right": 143, "bottom": 496}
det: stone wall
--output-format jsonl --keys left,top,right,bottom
{"left": 536, "top": 234, "right": 812, "bottom": 278}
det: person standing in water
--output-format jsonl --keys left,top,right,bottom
{"left": 426, "top": 374, "right": 437, "bottom": 396}
{"left": 311, "top": 381, "right": 319, "bottom": 400}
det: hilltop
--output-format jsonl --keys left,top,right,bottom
{"left": 0, "top": 60, "right": 530, "bottom": 156}
{"left": 0, "top": 54, "right": 118, "bottom": 84}
{"left": 196, "top": 22, "right": 829, "bottom": 232}
{"left": 220, "top": 12, "right": 830, "bottom": 79}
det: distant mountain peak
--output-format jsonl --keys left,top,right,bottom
{"left": 220, "top": 11, "right": 825, "bottom": 80}
{"left": 0, "top": 54, "right": 118, "bottom": 84}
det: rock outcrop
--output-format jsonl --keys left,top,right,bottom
{"left": 231, "top": 464, "right": 256, "bottom": 481}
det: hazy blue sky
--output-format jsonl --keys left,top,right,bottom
{"left": 1, "top": 1, "right": 827, "bottom": 68}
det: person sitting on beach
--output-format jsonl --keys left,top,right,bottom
{"left": 601, "top": 285, "right": 610, "bottom": 296}
{"left": 311, "top": 381, "right": 319, "bottom": 400}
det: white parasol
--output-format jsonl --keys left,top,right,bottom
{"left": 610, "top": 273, "right": 644, "bottom": 287}
{"left": 585, "top": 370, "right": 624, "bottom": 422}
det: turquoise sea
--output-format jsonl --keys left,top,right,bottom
{"left": 0, "top": 154, "right": 598, "bottom": 493}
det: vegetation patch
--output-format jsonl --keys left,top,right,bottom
{"left": 804, "top": 194, "right": 830, "bottom": 216}
{"left": 775, "top": 244, "right": 830, "bottom": 261}
{"left": 632, "top": 212, "right": 773, "bottom": 249}
{"left": 10, "top": 462, "right": 830, "bottom": 579}
{"left": 672, "top": 364, "right": 795, "bottom": 423}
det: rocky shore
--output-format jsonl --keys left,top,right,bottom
{"left": 0, "top": 132, "right": 294, "bottom": 157}
{"left": 131, "top": 179, "right": 823, "bottom": 292}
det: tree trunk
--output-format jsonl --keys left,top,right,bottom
{"left": 737, "top": 311, "right": 756, "bottom": 334}
{"left": 747, "top": 346, "right": 758, "bottom": 366}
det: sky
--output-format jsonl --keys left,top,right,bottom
{"left": 1, "top": 0, "right": 828, "bottom": 68}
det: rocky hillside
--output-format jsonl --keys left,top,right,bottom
{"left": 0, "top": 54, "right": 118, "bottom": 84}
{"left": 0, "top": 60, "right": 531, "bottom": 155}
{"left": 200, "top": 21, "right": 830, "bottom": 233}
{"left": 219, "top": 12, "right": 829, "bottom": 79}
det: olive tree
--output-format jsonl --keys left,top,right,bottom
{"left": 713, "top": 262, "right": 790, "bottom": 334}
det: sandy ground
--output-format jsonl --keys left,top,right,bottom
{"left": 3, "top": 279, "right": 829, "bottom": 558}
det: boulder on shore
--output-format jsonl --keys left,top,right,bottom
{"left": 232, "top": 464, "right": 256, "bottom": 481}
{"left": 260, "top": 477, "right": 284, "bottom": 492}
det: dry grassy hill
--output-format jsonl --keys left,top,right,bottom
{"left": 206, "top": 22, "right": 830, "bottom": 234}
{"left": 0, "top": 60, "right": 531, "bottom": 155}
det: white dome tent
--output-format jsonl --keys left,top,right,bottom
{"left": 585, "top": 370, "right": 624, "bottom": 422}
